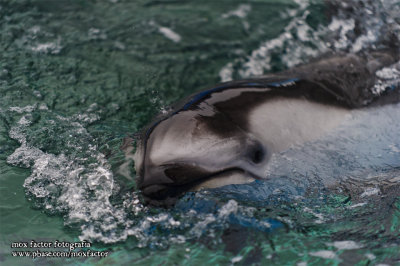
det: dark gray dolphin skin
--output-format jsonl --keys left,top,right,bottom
{"left": 133, "top": 50, "right": 399, "bottom": 206}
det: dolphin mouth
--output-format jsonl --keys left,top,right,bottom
{"left": 140, "top": 168, "right": 261, "bottom": 205}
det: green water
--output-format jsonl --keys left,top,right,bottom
{"left": 1, "top": 0, "right": 400, "bottom": 265}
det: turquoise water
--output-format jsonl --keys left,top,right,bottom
{"left": 1, "top": 0, "right": 400, "bottom": 265}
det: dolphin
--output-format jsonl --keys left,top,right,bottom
{"left": 133, "top": 51, "right": 399, "bottom": 206}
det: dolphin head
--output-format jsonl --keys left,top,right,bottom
{"left": 134, "top": 101, "right": 268, "bottom": 204}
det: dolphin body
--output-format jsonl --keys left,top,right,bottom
{"left": 133, "top": 51, "right": 399, "bottom": 206}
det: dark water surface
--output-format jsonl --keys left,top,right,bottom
{"left": 1, "top": 0, "right": 400, "bottom": 265}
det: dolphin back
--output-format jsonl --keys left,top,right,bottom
{"left": 174, "top": 50, "right": 399, "bottom": 115}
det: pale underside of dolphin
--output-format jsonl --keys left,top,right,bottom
{"left": 132, "top": 50, "right": 399, "bottom": 206}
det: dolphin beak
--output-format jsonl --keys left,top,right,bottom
{"left": 140, "top": 167, "right": 264, "bottom": 204}
{"left": 138, "top": 139, "right": 268, "bottom": 204}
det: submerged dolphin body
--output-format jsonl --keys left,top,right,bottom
{"left": 133, "top": 51, "right": 399, "bottom": 206}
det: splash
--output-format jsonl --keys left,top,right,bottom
{"left": 219, "top": 0, "right": 400, "bottom": 81}
{"left": 372, "top": 62, "right": 400, "bottom": 95}
{"left": 5, "top": 103, "right": 148, "bottom": 243}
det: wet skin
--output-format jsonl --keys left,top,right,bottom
{"left": 132, "top": 51, "right": 399, "bottom": 206}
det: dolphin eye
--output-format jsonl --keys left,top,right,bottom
{"left": 252, "top": 148, "right": 264, "bottom": 164}
{"left": 247, "top": 142, "right": 266, "bottom": 164}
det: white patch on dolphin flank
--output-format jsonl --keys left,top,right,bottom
{"left": 248, "top": 98, "right": 349, "bottom": 152}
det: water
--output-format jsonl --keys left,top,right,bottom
{"left": 1, "top": 0, "right": 399, "bottom": 265}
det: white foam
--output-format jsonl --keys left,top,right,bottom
{"left": 28, "top": 25, "right": 41, "bottom": 34}
{"left": 158, "top": 27, "right": 181, "bottom": 43}
{"left": 231, "top": 256, "right": 243, "bottom": 263}
{"left": 219, "top": 62, "right": 234, "bottom": 82}
{"left": 9, "top": 105, "right": 37, "bottom": 114}
{"left": 6, "top": 104, "right": 149, "bottom": 243}
{"left": 351, "top": 30, "right": 377, "bottom": 52}
{"left": 360, "top": 187, "right": 380, "bottom": 198}
{"left": 88, "top": 28, "right": 107, "bottom": 40}
{"left": 303, "top": 207, "right": 325, "bottom": 224}
{"left": 30, "top": 38, "right": 62, "bottom": 54}
{"left": 234, "top": 2, "right": 330, "bottom": 78}
{"left": 222, "top": 4, "right": 251, "bottom": 19}
{"left": 293, "top": 0, "right": 309, "bottom": 10}
{"left": 332, "top": 240, "right": 363, "bottom": 250}
{"left": 309, "top": 250, "right": 336, "bottom": 259}
{"left": 220, "top": 0, "right": 400, "bottom": 81}
{"left": 218, "top": 200, "right": 238, "bottom": 218}
{"left": 189, "top": 214, "right": 216, "bottom": 238}
{"left": 373, "top": 63, "right": 400, "bottom": 95}
{"left": 365, "top": 253, "right": 376, "bottom": 260}
{"left": 328, "top": 18, "right": 355, "bottom": 50}
{"left": 347, "top": 202, "right": 367, "bottom": 209}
